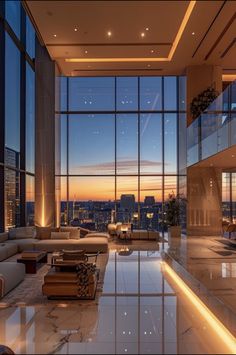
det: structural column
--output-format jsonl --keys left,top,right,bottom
{"left": 35, "top": 44, "right": 55, "bottom": 227}
{"left": 187, "top": 166, "right": 222, "bottom": 236}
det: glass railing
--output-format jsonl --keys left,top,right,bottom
{"left": 187, "top": 81, "right": 236, "bottom": 166}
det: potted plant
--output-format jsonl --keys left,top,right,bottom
{"left": 165, "top": 193, "right": 185, "bottom": 239}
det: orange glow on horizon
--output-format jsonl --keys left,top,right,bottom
{"left": 59, "top": 176, "right": 177, "bottom": 202}
{"left": 65, "top": 1, "right": 196, "bottom": 64}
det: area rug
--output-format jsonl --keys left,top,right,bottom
{"left": 1, "top": 253, "right": 109, "bottom": 306}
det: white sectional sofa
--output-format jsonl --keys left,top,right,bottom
{"left": 0, "top": 226, "right": 109, "bottom": 298}
{"left": 3, "top": 226, "right": 109, "bottom": 254}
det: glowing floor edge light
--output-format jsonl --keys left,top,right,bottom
{"left": 161, "top": 261, "right": 236, "bottom": 354}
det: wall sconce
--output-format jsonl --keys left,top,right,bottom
{"left": 146, "top": 212, "right": 154, "bottom": 219}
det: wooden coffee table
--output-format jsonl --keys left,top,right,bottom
{"left": 17, "top": 251, "right": 47, "bottom": 274}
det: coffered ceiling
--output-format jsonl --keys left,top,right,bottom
{"left": 25, "top": 0, "right": 236, "bottom": 76}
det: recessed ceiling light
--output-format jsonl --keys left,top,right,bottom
{"left": 141, "top": 32, "right": 145, "bottom": 38}
{"left": 232, "top": 154, "right": 235, "bottom": 158}
{"left": 150, "top": 50, "right": 154, "bottom": 53}
{"left": 107, "top": 31, "right": 112, "bottom": 37}
{"left": 74, "top": 27, "right": 78, "bottom": 32}
{"left": 53, "top": 34, "right": 57, "bottom": 37}
{"left": 145, "top": 27, "right": 149, "bottom": 31}
{"left": 147, "top": 64, "right": 151, "bottom": 68}
{"left": 85, "top": 50, "right": 88, "bottom": 54}
{"left": 192, "top": 32, "right": 195, "bottom": 35}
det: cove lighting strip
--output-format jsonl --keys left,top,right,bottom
{"left": 65, "top": 0, "right": 196, "bottom": 63}
{"left": 161, "top": 261, "right": 236, "bottom": 354}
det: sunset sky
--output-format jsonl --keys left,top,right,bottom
{"left": 58, "top": 76, "right": 180, "bottom": 202}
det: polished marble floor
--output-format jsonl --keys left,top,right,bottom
{"left": 0, "top": 248, "right": 235, "bottom": 354}
{"left": 166, "top": 235, "right": 236, "bottom": 338}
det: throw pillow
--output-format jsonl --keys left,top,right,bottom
{"left": 51, "top": 232, "right": 70, "bottom": 240}
{"left": 36, "top": 227, "right": 59, "bottom": 240}
{"left": 79, "top": 227, "right": 91, "bottom": 238}
{"left": 9, "top": 227, "right": 36, "bottom": 240}
{"left": 60, "top": 227, "right": 80, "bottom": 239}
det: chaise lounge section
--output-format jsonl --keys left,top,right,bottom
{"left": 0, "top": 262, "right": 25, "bottom": 298}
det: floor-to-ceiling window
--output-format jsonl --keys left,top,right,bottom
{"left": 0, "top": 1, "right": 36, "bottom": 231}
{"left": 56, "top": 76, "right": 186, "bottom": 232}
{"left": 222, "top": 172, "right": 236, "bottom": 223}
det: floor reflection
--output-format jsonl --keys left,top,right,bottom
{"left": 0, "top": 250, "right": 235, "bottom": 354}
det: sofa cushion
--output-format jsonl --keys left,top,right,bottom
{"left": 51, "top": 231, "right": 70, "bottom": 240}
{"left": 6, "top": 238, "right": 38, "bottom": 252}
{"left": 85, "top": 232, "right": 110, "bottom": 239}
{"left": 8, "top": 227, "right": 36, "bottom": 240}
{"left": 60, "top": 227, "right": 80, "bottom": 239}
{"left": 4, "top": 243, "right": 18, "bottom": 259}
{"left": 0, "top": 262, "right": 25, "bottom": 297}
{"left": 0, "top": 245, "right": 7, "bottom": 262}
{"left": 36, "top": 237, "right": 108, "bottom": 253}
{"left": 36, "top": 227, "right": 59, "bottom": 240}
{"left": 0, "top": 233, "right": 8, "bottom": 243}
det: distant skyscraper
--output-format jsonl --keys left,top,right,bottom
{"left": 120, "top": 194, "right": 135, "bottom": 211}
{"left": 5, "top": 148, "right": 20, "bottom": 230}
{"left": 144, "top": 196, "right": 155, "bottom": 206}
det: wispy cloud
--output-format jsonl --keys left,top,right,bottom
{"left": 72, "top": 159, "right": 164, "bottom": 173}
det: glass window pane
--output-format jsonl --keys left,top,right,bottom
{"left": 58, "top": 177, "right": 68, "bottom": 226}
{"left": 231, "top": 82, "right": 236, "bottom": 110}
{"left": 140, "top": 113, "right": 162, "bottom": 174}
{"left": 140, "top": 77, "right": 162, "bottom": 111}
{"left": 222, "top": 172, "right": 231, "bottom": 222}
{"left": 164, "top": 176, "right": 177, "bottom": 201}
{"left": 26, "top": 175, "right": 35, "bottom": 226}
{"left": 69, "top": 114, "right": 115, "bottom": 174}
{"left": 116, "top": 77, "right": 138, "bottom": 111}
{"left": 26, "top": 15, "right": 35, "bottom": 58}
{"left": 26, "top": 63, "right": 35, "bottom": 173}
{"left": 116, "top": 177, "right": 138, "bottom": 224}
{"left": 5, "top": 33, "right": 20, "bottom": 157}
{"left": 68, "top": 177, "right": 115, "bottom": 230}
{"left": 68, "top": 77, "right": 115, "bottom": 111}
{"left": 178, "top": 113, "right": 187, "bottom": 175}
{"left": 60, "top": 115, "right": 67, "bottom": 175}
{"left": 164, "top": 114, "right": 177, "bottom": 174}
{"left": 164, "top": 77, "right": 177, "bottom": 110}
{"left": 117, "top": 114, "right": 138, "bottom": 175}
{"left": 5, "top": 168, "right": 20, "bottom": 230}
{"left": 140, "top": 176, "right": 162, "bottom": 231}
{"left": 60, "top": 77, "right": 67, "bottom": 111}
{"left": 5, "top": 0, "right": 21, "bottom": 38}
{"left": 179, "top": 76, "right": 186, "bottom": 111}
{"left": 232, "top": 173, "right": 236, "bottom": 223}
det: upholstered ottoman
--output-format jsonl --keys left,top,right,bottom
{"left": 0, "top": 262, "right": 25, "bottom": 298}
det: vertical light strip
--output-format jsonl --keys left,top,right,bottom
{"left": 161, "top": 261, "right": 236, "bottom": 354}
{"left": 41, "top": 176, "right": 45, "bottom": 227}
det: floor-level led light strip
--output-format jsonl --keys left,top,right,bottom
{"left": 161, "top": 261, "right": 236, "bottom": 354}
{"left": 65, "top": 0, "right": 196, "bottom": 63}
